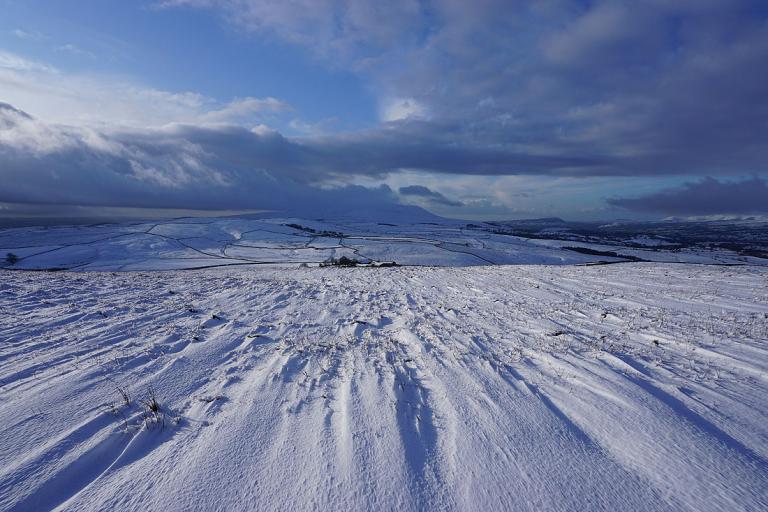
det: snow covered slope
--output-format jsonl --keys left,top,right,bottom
{"left": 1, "top": 215, "right": 765, "bottom": 271}
{"left": 1, "top": 264, "right": 766, "bottom": 511}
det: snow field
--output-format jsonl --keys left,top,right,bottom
{"left": 0, "top": 264, "right": 766, "bottom": 511}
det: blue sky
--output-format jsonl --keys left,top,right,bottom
{"left": 1, "top": 0, "right": 767, "bottom": 220}
{"left": 0, "top": 0, "right": 376, "bottom": 131}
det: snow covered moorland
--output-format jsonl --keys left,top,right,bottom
{"left": 0, "top": 215, "right": 767, "bottom": 511}
{"left": 0, "top": 260, "right": 767, "bottom": 511}
{"left": 2, "top": 214, "right": 766, "bottom": 271}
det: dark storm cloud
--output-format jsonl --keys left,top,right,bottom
{"left": 163, "top": 1, "right": 768, "bottom": 179}
{"left": 0, "top": 103, "right": 608, "bottom": 211}
{"left": 0, "top": 103, "right": 403, "bottom": 213}
{"left": 608, "top": 177, "right": 768, "bottom": 215}
{"left": 398, "top": 185, "right": 463, "bottom": 207}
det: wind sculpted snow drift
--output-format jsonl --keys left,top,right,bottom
{"left": 0, "top": 264, "right": 767, "bottom": 511}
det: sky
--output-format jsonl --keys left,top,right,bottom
{"left": 1, "top": 0, "right": 767, "bottom": 221}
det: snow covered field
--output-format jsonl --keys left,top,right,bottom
{"left": 1, "top": 263, "right": 767, "bottom": 511}
{"left": 2, "top": 215, "right": 765, "bottom": 272}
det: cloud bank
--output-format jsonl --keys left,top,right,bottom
{"left": 609, "top": 177, "right": 768, "bottom": 215}
{"left": 162, "top": 0, "right": 768, "bottom": 180}
{"left": 0, "top": 103, "right": 407, "bottom": 215}
{"left": 3, "top": 1, "right": 768, "bottom": 218}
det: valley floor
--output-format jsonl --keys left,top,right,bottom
{"left": 1, "top": 264, "right": 767, "bottom": 511}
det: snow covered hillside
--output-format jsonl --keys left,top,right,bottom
{"left": 1, "top": 264, "right": 767, "bottom": 511}
{"left": 2, "top": 214, "right": 765, "bottom": 271}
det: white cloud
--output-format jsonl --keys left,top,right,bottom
{"left": 0, "top": 50, "right": 56, "bottom": 72}
{"left": 201, "top": 97, "right": 289, "bottom": 123}
{"left": 379, "top": 97, "right": 426, "bottom": 122}
{"left": 0, "top": 50, "right": 290, "bottom": 129}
